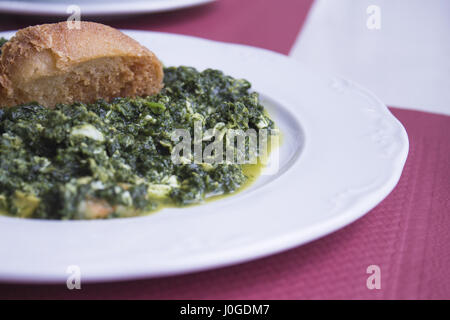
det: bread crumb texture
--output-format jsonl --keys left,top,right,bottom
{"left": 0, "top": 22, "right": 164, "bottom": 107}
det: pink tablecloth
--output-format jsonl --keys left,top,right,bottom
{"left": 0, "top": 0, "right": 449, "bottom": 299}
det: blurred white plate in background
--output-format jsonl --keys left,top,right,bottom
{"left": 0, "top": 0, "right": 216, "bottom": 16}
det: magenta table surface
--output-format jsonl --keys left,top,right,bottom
{"left": 0, "top": 0, "right": 449, "bottom": 299}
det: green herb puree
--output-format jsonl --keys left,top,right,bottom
{"left": 0, "top": 39, "right": 276, "bottom": 219}
{"left": 0, "top": 38, "right": 6, "bottom": 53}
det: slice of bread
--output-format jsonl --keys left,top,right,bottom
{"left": 0, "top": 22, "right": 164, "bottom": 108}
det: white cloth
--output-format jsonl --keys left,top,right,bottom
{"left": 290, "top": 0, "right": 450, "bottom": 115}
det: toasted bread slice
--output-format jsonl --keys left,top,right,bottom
{"left": 0, "top": 22, "right": 164, "bottom": 107}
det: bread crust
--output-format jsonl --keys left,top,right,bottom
{"left": 0, "top": 22, "right": 164, "bottom": 107}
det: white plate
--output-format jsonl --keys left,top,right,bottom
{"left": 0, "top": 0, "right": 215, "bottom": 16}
{"left": 0, "top": 30, "right": 408, "bottom": 283}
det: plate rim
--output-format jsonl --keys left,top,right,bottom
{"left": 0, "top": 0, "right": 216, "bottom": 16}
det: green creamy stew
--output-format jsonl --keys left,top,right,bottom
{"left": 0, "top": 38, "right": 276, "bottom": 219}
{"left": 0, "top": 38, "right": 6, "bottom": 52}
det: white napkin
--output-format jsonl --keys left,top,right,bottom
{"left": 290, "top": 0, "right": 450, "bottom": 115}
